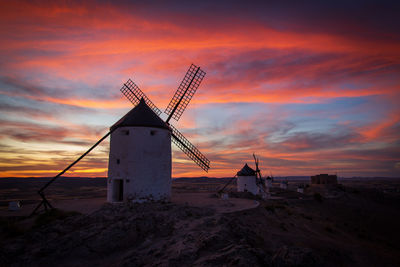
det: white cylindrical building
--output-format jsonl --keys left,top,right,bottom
{"left": 236, "top": 163, "right": 259, "bottom": 195}
{"left": 107, "top": 98, "right": 171, "bottom": 203}
{"left": 297, "top": 187, "right": 304, "bottom": 194}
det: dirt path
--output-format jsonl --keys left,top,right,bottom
{"left": 171, "top": 192, "right": 259, "bottom": 213}
{"left": 1, "top": 193, "right": 259, "bottom": 216}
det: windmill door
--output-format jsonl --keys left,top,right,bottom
{"left": 113, "top": 179, "right": 124, "bottom": 202}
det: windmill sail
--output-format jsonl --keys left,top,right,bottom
{"left": 121, "top": 66, "right": 210, "bottom": 173}
{"left": 121, "top": 79, "right": 162, "bottom": 116}
{"left": 165, "top": 64, "right": 206, "bottom": 122}
{"left": 169, "top": 124, "right": 210, "bottom": 172}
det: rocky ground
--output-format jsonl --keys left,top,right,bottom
{"left": 0, "top": 178, "right": 399, "bottom": 266}
{"left": 1, "top": 202, "right": 333, "bottom": 266}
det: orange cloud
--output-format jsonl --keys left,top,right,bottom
{"left": 360, "top": 113, "right": 400, "bottom": 141}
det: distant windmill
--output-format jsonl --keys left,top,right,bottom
{"left": 234, "top": 154, "right": 265, "bottom": 195}
{"left": 236, "top": 163, "right": 259, "bottom": 195}
{"left": 218, "top": 153, "right": 266, "bottom": 196}
{"left": 32, "top": 64, "right": 210, "bottom": 214}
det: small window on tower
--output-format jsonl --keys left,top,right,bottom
{"left": 117, "top": 159, "right": 120, "bottom": 164}
{"left": 150, "top": 130, "right": 156, "bottom": 136}
{"left": 121, "top": 130, "right": 129, "bottom": 135}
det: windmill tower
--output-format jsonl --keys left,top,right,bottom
{"left": 236, "top": 154, "right": 267, "bottom": 196}
{"left": 107, "top": 99, "right": 171, "bottom": 202}
{"left": 108, "top": 64, "right": 210, "bottom": 203}
{"left": 236, "top": 163, "right": 259, "bottom": 195}
{"left": 31, "top": 64, "right": 210, "bottom": 214}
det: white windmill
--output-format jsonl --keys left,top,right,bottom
{"left": 236, "top": 154, "right": 268, "bottom": 196}
{"left": 107, "top": 98, "right": 172, "bottom": 202}
{"left": 108, "top": 64, "right": 210, "bottom": 202}
{"left": 236, "top": 163, "right": 259, "bottom": 195}
{"left": 217, "top": 154, "right": 267, "bottom": 197}
{"left": 32, "top": 64, "right": 210, "bottom": 213}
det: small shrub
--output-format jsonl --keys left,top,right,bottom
{"left": 34, "top": 209, "right": 81, "bottom": 228}
{"left": 337, "top": 184, "right": 346, "bottom": 191}
{"left": 325, "top": 225, "right": 334, "bottom": 233}
{"left": 300, "top": 213, "right": 313, "bottom": 220}
{"left": 357, "top": 231, "right": 371, "bottom": 240}
{"left": 0, "top": 217, "right": 25, "bottom": 238}
{"left": 313, "top": 193, "right": 323, "bottom": 202}
{"left": 280, "top": 222, "right": 288, "bottom": 231}
{"left": 264, "top": 203, "right": 287, "bottom": 213}
{"left": 274, "top": 204, "right": 287, "bottom": 210}
{"left": 265, "top": 205, "right": 275, "bottom": 212}
{"left": 356, "top": 228, "right": 371, "bottom": 240}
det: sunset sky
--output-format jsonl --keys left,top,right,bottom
{"left": 0, "top": 1, "right": 399, "bottom": 178}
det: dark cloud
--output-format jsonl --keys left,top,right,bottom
{"left": 0, "top": 76, "right": 82, "bottom": 104}
{"left": 4, "top": 1, "right": 399, "bottom": 40}
{"left": 0, "top": 75, "right": 121, "bottom": 102}
{"left": 206, "top": 49, "right": 400, "bottom": 96}
{"left": 111, "top": 0, "right": 400, "bottom": 40}
{"left": 0, "top": 119, "right": 107, "bottom": 147}
{"left": 274, "top": 131, "right": 362, "bottom": 152}
{"left": 0, "top": 99, "right": 63, "bottom": 122}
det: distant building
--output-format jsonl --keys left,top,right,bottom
{"left": 310, "top": 174, "right": 337, "bottom": 185}
{"left": 280, "top": 180, "right": 288, "bottom": 190}
{"left": 8, "top": 201, "right": 21, "bottom": 211}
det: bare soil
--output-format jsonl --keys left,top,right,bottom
{"left": 0, "top": 177, "right": 399, "bottom": 266}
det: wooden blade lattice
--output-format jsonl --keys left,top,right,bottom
{"left": 120, "top": 75, "right": 210, "bottom": 173}
{"left": 170, "top": 124, "right": 210, "bottom": 172}
{"left": 165, "top": 64, "right": 206, "bottom": 122}
{"left": 121, "top": 79, "right": 162, "bottom": 116}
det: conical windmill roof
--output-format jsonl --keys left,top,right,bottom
{"left": 111, "top": 98, "right": 170, "bottom": 131}
{"left": 237, "top": 163, "right": 256, "bottom": 176}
